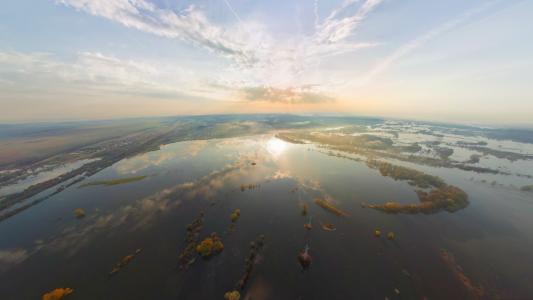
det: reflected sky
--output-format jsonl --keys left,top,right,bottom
{"left": 266, "top": 137, "right": 288, "bottom": 158}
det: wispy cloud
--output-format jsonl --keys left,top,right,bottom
{"left": 315, "top": 0, "right": 383, "bottom": 44}
{"left": 222, "top": 0, "right": 243, "bottom": 24}
{"left": 314, "top": 0, "right": 320, "bottom": 28}
{"left": 354, "top": 1, "right": 503, "bottom": 87}
{"left": 58, "top": 0, "right": 381, "bottom": 95}
{"left": 324, "top": 0, "right": 360, "bottom": 22}
{"left": 58, "top": 0, "right": 258, "bottom": 66}
{"left": 0, "top": 50, "right": 214, "bottom": 100}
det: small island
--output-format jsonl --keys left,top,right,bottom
{"left": 364, "top": 160, "right": 468, "bottom": 214}
{"left": 314, "top": 198, "right": 348, "bottom": 216}
{"left": 79, "top": 175, "right": 147, "bottom": 188}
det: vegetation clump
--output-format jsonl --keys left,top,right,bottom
{"left": 374, "top": 229, "right": 381, "bottom": 237}
{"left": 466, "top": 154, "right": 482, "bottom": 164}
{"left": 298, "top": 245, "right": 312, "bottom": 269}
{"left": 73, "top": 208, "right": 85, "bottom": 219}
{"left": 178, "top": 212, "right": 204, "bottom": 269}
{"left": 230, "top": 209, "right": 241, "bottom": 222}
{"left": 42, "top": 288, "right": 73, "bottom": 300}
{"left": 321, "top": 222, "right": 336, "bottom": 231}
{"left": 196, "top": 232, "right": 224, "bottom": 258}
{"left": 304, "top": 217, "right": 313, "bottom": 230}
{"left": 275, "top": 133, "right": 306, "bottom": 144}
{"left": 314, "top": 198, "right": 348, "bottom": 217}
{"left": 240, "top": 183, "right": 259, "bottom": 192}
{"left": 79, "top": 175, "right": 147, "bottom": 188}
{"left": 224, "top": 291, "right": 241, "bottom": 300}
{"left": 301, "top": 203, "right": 308, "bottom": 216}
{"left": 387, "top": 232, "right": 395, "bottom": 240}
{"left": 366, "top": 160, "right": 445, "bottom": 189}
{"left": 521, "top": 185, "right": 533, "bottom": 192}
{"left": 224, "top": 235, "right": 265, "bottom": 298}
{"left": 364, "top": 160, "right": 469, "bottom": 214}
{"left": 279, "top": 130, "right": 507, "bottom": 176}
{"left": 367, "top": 185, "right": 468, "bottom": 214}
{"left": 398, "top": 143, "right": 422, "bottom": 153}
{"left": 457, "top": 143, "right": 531, "bottom": 161}
{"left": 433, "top": 146, "right": 454, "bottom": 159}
{"left": 441, "top": 249, "right": 485, "bottom": 298}
{"left": 236, "top": 235, "right": 265, "bottom": 290}
{"left": 109, "top": 248, "right": 142, "bottom": 276}
{"left": 416, "top": 185, "right": 468, "bottom": 212}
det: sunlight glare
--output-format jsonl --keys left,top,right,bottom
{"left": 266, "top": 138, "right": 288, "bottom": 157}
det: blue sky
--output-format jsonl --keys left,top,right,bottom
{"left": 0, "top": 0, "right": 532, "bottom": 125}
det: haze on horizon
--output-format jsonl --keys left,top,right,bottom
{"left": 1, "top": 0, "right": 532, "bottom": 125}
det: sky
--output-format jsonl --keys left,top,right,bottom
{"left": 0, "top": 0, "right": 532, "bottom": 125}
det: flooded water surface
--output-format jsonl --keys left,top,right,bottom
{"left": 1, "top": 133, "right": 532, "bottom": 299}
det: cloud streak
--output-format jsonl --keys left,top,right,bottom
{"left": 355, "top": 1, "right": 503, "bottom": 87}
{"left": 222, "top": 0, "right": 243, "bottom": 24}
{"left": 58, "top": 0, "right": 257, "bottom": 66}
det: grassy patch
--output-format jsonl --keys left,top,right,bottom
{"left": 79, "top": 175, "right": 147, "bottom": 188}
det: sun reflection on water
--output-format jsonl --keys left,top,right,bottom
{"left": 266, "top": 138, "right": 288, "bottom": 157}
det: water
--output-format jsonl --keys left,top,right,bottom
{"left": 0, "top": 135, "right": 532, "bottom": 299}
{"left": 0, "top": 158, "right": 100, "bottom": 197}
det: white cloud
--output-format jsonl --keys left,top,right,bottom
{"left": 1, "top": 0, "right": 386, "bottom": 109}
{"left": 58, "top": 0, "right": 258, "bottom": 66}
{"left": 242, "top": 86, "right": 334, "bottom": 104}
{"left": 57, "top": 0, "right": 381, "bottom": 94}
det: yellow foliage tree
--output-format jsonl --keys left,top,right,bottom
{"left": 42, "top": 288, "right": 74, "bottom": 300}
